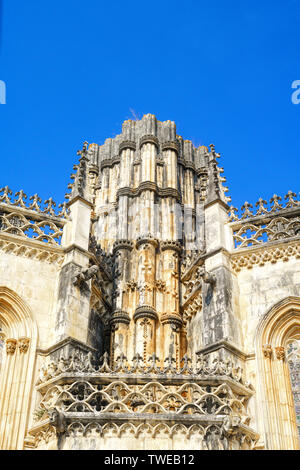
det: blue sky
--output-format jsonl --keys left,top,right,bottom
{"left": 0, "top": 0, "right": 299, "bottom": 210}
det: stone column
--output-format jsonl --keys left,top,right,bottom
{"left": 162, "top": 141, "right": 178, "bottom": 190}
{"left": 133, "top": 306, "right": 157, "bottom": 362}
{"left": 110, "top": 312, "right": 130, "bottom": 365}
{"left": 119, "top": 142, "right": 135, "bottom": 188}
{"left": 160, "top": 241, "right": 182, "bottom": 364}
{"left": 140, "top": 139, "right": 157, "bottom": 183}
{"left": 110, "top": 241, "right": 134, "bottom": 362}
{"left": 134, "top": 237, "right": 158, "bottom": 360}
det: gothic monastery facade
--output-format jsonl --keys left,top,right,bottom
{"left": 0, "top": 114, "right": 299, "bottom": 450}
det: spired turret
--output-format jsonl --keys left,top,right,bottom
{"left": 66, "top": 114, "right": 230, "bottom": 365}
{"left": 3, "top": 114, "right": 300, "bottom": 450}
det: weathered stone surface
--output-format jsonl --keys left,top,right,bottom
{"left": 0, "top": 115, "right": 299, "bottom": 450}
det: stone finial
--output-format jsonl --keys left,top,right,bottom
{"left": 205, "top": 145, "right": 222, "bottom": 204}
{"left": 255, "top": 198, "right": 268, "bottom": 216}
{"left": 270, "top": 194, "right": 282, "bottom": 212}
{"left": 43, "top": 197, "right": 56, "bottom": 216}
{"left": 262, "top": 344, "right": 272, "bottom": 358}
{"left": 275, "top": 346, "right": 285, "bottom": 360}
{"left": 0, "top": 186, "right": 13, "bottom": 204}
{"left": 115, "top": 353, "right": 128, "bottom": 371}
{"left": 77, "top": 141, "right": 89, "bottom": 161}
{"left": 241, "top": 202, "right": 253, "bottom": 219}
{"left": 284, "top": 190, "right": 299, "bottom": 208}
{"left": 228, "top": 205, "right": 239, "bottom": 222}
{"left": 13, "top": 190, "right": 27, "bottom": 208}
{"left": 58, "top": 202, "right": 70, "bottom": 218}
{"left": 28, "top": 193, "right": 42, "bottom": 212}
{"left": 209, "top": 143, "right": 215, "bottom": 154}
{"left": 70, "top": 144, "right": 91, "bottom": 201}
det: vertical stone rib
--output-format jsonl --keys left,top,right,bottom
{"left": 92, "top": 115, "right": 210, "bottom": 366}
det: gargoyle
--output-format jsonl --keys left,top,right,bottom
{"left": 197, "top": 267, "right": 216, "bottom": 287}
{"left": 48, "top": 408, "right": 66, "bottom": 435}
{"left": 73, "top": 264, "right": 99, "bottom": 287}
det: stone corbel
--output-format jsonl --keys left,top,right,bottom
{"left": 6, "top": 338, "right": 17, "bottom": 355}
{"left": 262, "top": 344, "right": 272, "bottom": 359}
{"left": 18, "top": 337, "right": 30, "bottom": 353}
{"left": 275, "top": 346, "right": 285, "bottom": 360}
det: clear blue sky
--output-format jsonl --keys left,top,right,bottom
{"left": 0, "top": 0, "right": 299, "bottom": 210}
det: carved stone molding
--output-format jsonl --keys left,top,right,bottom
{"left": 161, "top": 240, "right": 182, "bottom": 253}
{"left": 115, "top": 183, "right": 181, "bottom": 202}
{"left": 119, "top": 140, "right": 136, "bottom": 152}
{"left": 100, "top": 156, "right": 120, "bottom": 170}
{"left": 139, "top": 135, "right": 159, "bottom": 148}
{"left": 112, "top": 239, "right": 134, "bottom": 253}
{"left": 133, "top": 305, "right": 158, "bottom": 322}
{"left": 136, "top": 234, "right": 158, "bottom": 249}
{"left": 6, "top": 338, "right": 17, "bottom": 355}
{"left": 18, "top": 337, "right": 30, "bottom": 353}
{"left": 275, "top": 346, "right": 285, "bottom": 360}
{"left": 110, "top": 310, "right": 130, "bottom": 326}
{"left": 0, "top": 236, "right": 65, "bottom": 267}
{"left": 161, "top": 313, "right": 183, "bottom": 329}
{"left": 262, "top": 344, "right": 272, "bottom": 359}
{"left": 161, "top": 141, "right": 179, "bottom": 153}
{"left": 230, "top": 241, "right": 300, "bottom": 273}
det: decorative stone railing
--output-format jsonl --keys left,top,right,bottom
{"left": 29, "top": 351, "right": 258, "bottom": 450}
{"left": 0, "top": 186, "right": 69, "bottom": 218}
{"left": 0, "top": 187, "right": 68, "bottom": 246}
{"left": 228, "top": 191, "right": 300, "bottom": 249}
{"left": 228, "top": 191, "right": 300, "bottom": 222}
{"left": 36, "top": 351, "right": 247, "bottom": 385}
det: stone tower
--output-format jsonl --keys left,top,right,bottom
{"left": 0, "top": 114, "right": 299, "bottom": 450}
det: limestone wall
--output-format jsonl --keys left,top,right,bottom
{"left": 0, "top": 248, "right": 61, "bottom": 349}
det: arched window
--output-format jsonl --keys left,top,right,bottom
{"left": 0, "top": 324, "right": 4, "bottom": 371}
{"left": 0, "top": 287, "right": 37, "bottom": 449}
{"left": 286, "top": 338, "right": 300, "bottom": 442}
{"left": 256, "top": 296, "right": 300, "bottom": 450}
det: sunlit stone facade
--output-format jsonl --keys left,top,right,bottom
{"left": 0, "top": 114, "right": 299, "bottom": 450}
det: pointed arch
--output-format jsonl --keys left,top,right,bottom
{"left": 0, "top": 286, "right": 38, "bottom": 450}
{"left": 255, "top": 296, "right": 300, "bottom": 450}
{"left": 0, "top": 286, "right": 38, "bottom": 340}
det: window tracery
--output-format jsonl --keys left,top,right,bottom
{"left": 287, "top": 338, "right": 300, "bottom": 442}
